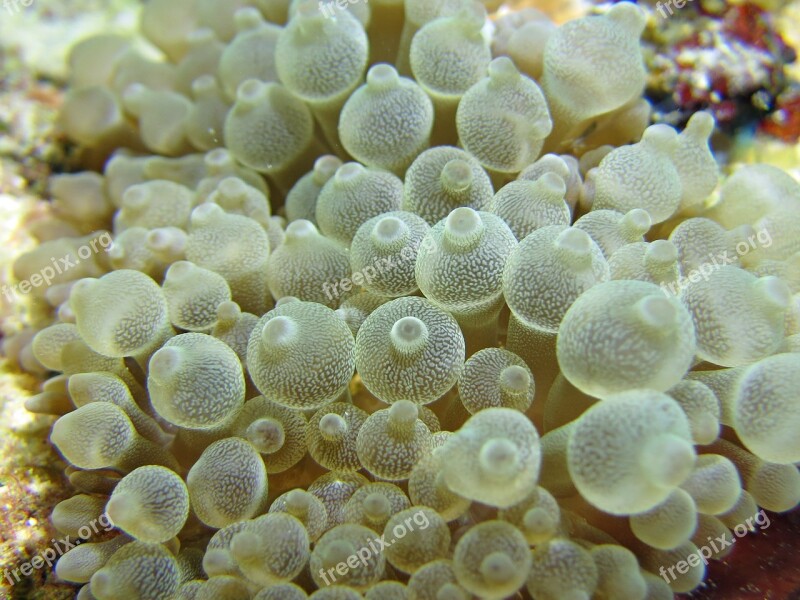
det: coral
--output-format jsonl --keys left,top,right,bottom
{"left": 541, "top": 2, "right": 646, "bottom": 146}
{"left": 644, "top": 2, "right": 795, "bottom": 134}
{"left": 415, "top": 206, "right": 516, "bottom": 351}
{"left": 354, "top": 297, "right": 464, "bottom": 405}
{"left": 255, "top": 583, "right": 309, "bottom": 600}
{"left": 498, "top": 486, "right": 561, "bottom": 545}
{"left": 679, "top": 454, "right": 742, "bottom": 515}
{"left": 591, "top": 544, "right": 648, "bottom": 600}
{"left": 458, "top": 347, "right": 535, "bottom": 413}
{"left": 315, "top": 162, "right": 404, "bottom": 245}
{"left": 557, "top": 280, "right": 696, "bottom": 397}
{"left": 218, "top": 8, "right": 281, "bottom": 99}
{"left": 50, "top": 402, "right": 178, "bottom": 473}
{"left": 285, "top": 155, "right": 342, "bottom": 224}
{"left": 364, "top": 581, "right": 407, "bottom": 600}
{"left": 452, "top": 520, "right": 532, "bottom": 598}
{"left": 526, "top": 538, "right": 598, "bottom": 600}
{"left": 105, "top": 465, "right": 190, "bottom": 543}
{"left": 731, "top": 352, "right": 800, "bottom": 463}
{"left": 629, "top": 488, "right": 698, "bottom": 550}
{"left": 270, "top": 489, "right": 329, "bottom": 542}
{"left": 586, "top": 124, "right": 683, "bottom": 224}
{"left": 383, "top": 506, "right": 450, "bottom": 573}
{"left": 409, "top": 3, "right": 492, "bottom": 145}
{"left": 666, "top": 379, "right": 721, "bottom": 445}
{"left": 402, "top": 145, "right": 494, "bottom": 224}
{"left": 265, "top": 219, "right": 351, "bottom": 308}
{"left": 608, "top": 240, "right": 680, "bottom": 287}
{"left": 186, "top": 202, "right": 271, "bottom": 314}
{"left": 407, "top": 450, "right": 471, "bottom": 522}
{"left": 566, "top": 390, "right": 696, "bottom": 515}
{"left": 162, "top": 261, "right": 232, "bottom": 332}
{"left": 573, "top": 208, "right": 651, "bottom": 258}
{"left": 504, "top": 224, "right": 610, "bottom": 334}
{"left": 148, "top": 332, "right": 245, "bottom": 429}
{"left": 229, "top": 512, "right": 309, "bottom": 585}
{"left": 355, "top": 400, "right": 434, "bottom": 481}
{"left": 91, "top": 541, "right": 181, "bottom": 599}
{"left": 186, "top": 437, "right": 268, "bottom": 528}
{"left": 343, "top": 482, "right": 410, "bottom": 532}
{"left": 246, "top": 299, "right": 356, "bottom": 409}
{"left": 275, "top": 5, "right": 368, "bottom": 152}
{"left": 310, "top": 524, "right": 385, "bottom": 590}
{"left": 490, "top": 172, "right": 570, "bottom": 241}
{"left": 456, "top": 57, "right": 552, "bottom": 175}
{"left": 68, "top": 269, "right": 173, "bottom": 361}
{"left": 439, "top": 407, "right": 541, "bottom": 508}
{"left": 307, "top": 402, "right": 368, "bottom": 472}
{"left": 349, "top": 211, "right": 430, "bottom": 297}
{"left": 56, "top": 535, "right": 133, "bottom": 585}
{"left": 407, "top": 559, "right": 468, "bottom": 599}
{"left": 3, "top": 1, "right": 798, "bottom": 599}
{"left": 339, "top": 64, "right": 434, "bottom": 175}
{"left": 224, "top": 79, "right": 321, "bottom": 192}
{"left": 225, "top": 395, "right": 308, "bottom": 473}
{"left": 679, "top": 266, "right": 790, "bottom": 366}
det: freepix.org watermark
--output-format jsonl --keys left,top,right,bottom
{"left": 3, "top": 513, "right": 115, "bottom": 586}
{"left": 1, "top": 232, "right": 113, "bottom": 302}
{"left": 658, "top": 509, "right": 771, "bottom": 584}
{"left": 655, "top": 0, "right": 695, "bottom": 19}
{"left": 322, "top": 244, "right": 418, "bottom": 302}
{"left": 322, "top": 233, "right": 438, "bottom": 302}
{"left": 3, "top": 0, "right": 34, "bottom": 15}
{"left": 318, "top": 509, "right": 430, "bottom": 586}
{"left": 318, "top": 0, "right": 367, "bottom": 20}
{"left": 660, "top": 226, "right": 772, "bottom": 296}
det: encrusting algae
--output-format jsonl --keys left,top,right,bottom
{"left": 0, "top": 0, "right": 799, "bottom": 598}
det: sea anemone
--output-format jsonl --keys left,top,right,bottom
{"left": 2, "top": 0, "right": 799, "bottom": 598}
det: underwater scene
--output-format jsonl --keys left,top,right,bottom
{"left": 0, "top": 0, "right": 799, "bottom": 598}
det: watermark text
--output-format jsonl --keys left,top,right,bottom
{"left": 3, "top": 513, "right": 115, "bottom": 586}
{"left": 661, "top": 226, "right": 772, "bottom": 296}
{"left": 658, "top": 509, "right": 771, "bottom": 583}
{"left": 3, "top": 0, "right": 35, "bottom": 15}
{"left": 318, "top": 0, "right": 367, "bottom": 19}
{"left": 1, "top": 232, "right": 113, "bottom": 302}
{"left": 318, "top": 509, "right": 430, "bottom": 586}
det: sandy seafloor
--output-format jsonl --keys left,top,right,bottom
{"left": 0, "top": 1, "right": 799, "bottom": 599}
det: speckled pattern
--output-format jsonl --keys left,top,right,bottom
{"left": 1, "top": 0, "right": 800, "bottom": 598}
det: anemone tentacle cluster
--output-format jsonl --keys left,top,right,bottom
{"left": 5, "top": 0, "right": 800, "bottom": 598}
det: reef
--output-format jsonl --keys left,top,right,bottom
{"left": 1, "top": 0, "right": 799, "bottom": 599}
{"left": 643, "top": 0, "right": 800, "bottom": 141}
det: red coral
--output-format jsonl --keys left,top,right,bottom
{"left": 760, "top": 88, "right": 800, "bottom": 142}
{"left": 721, "top": 3, "right": 772, "bottom": 51}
